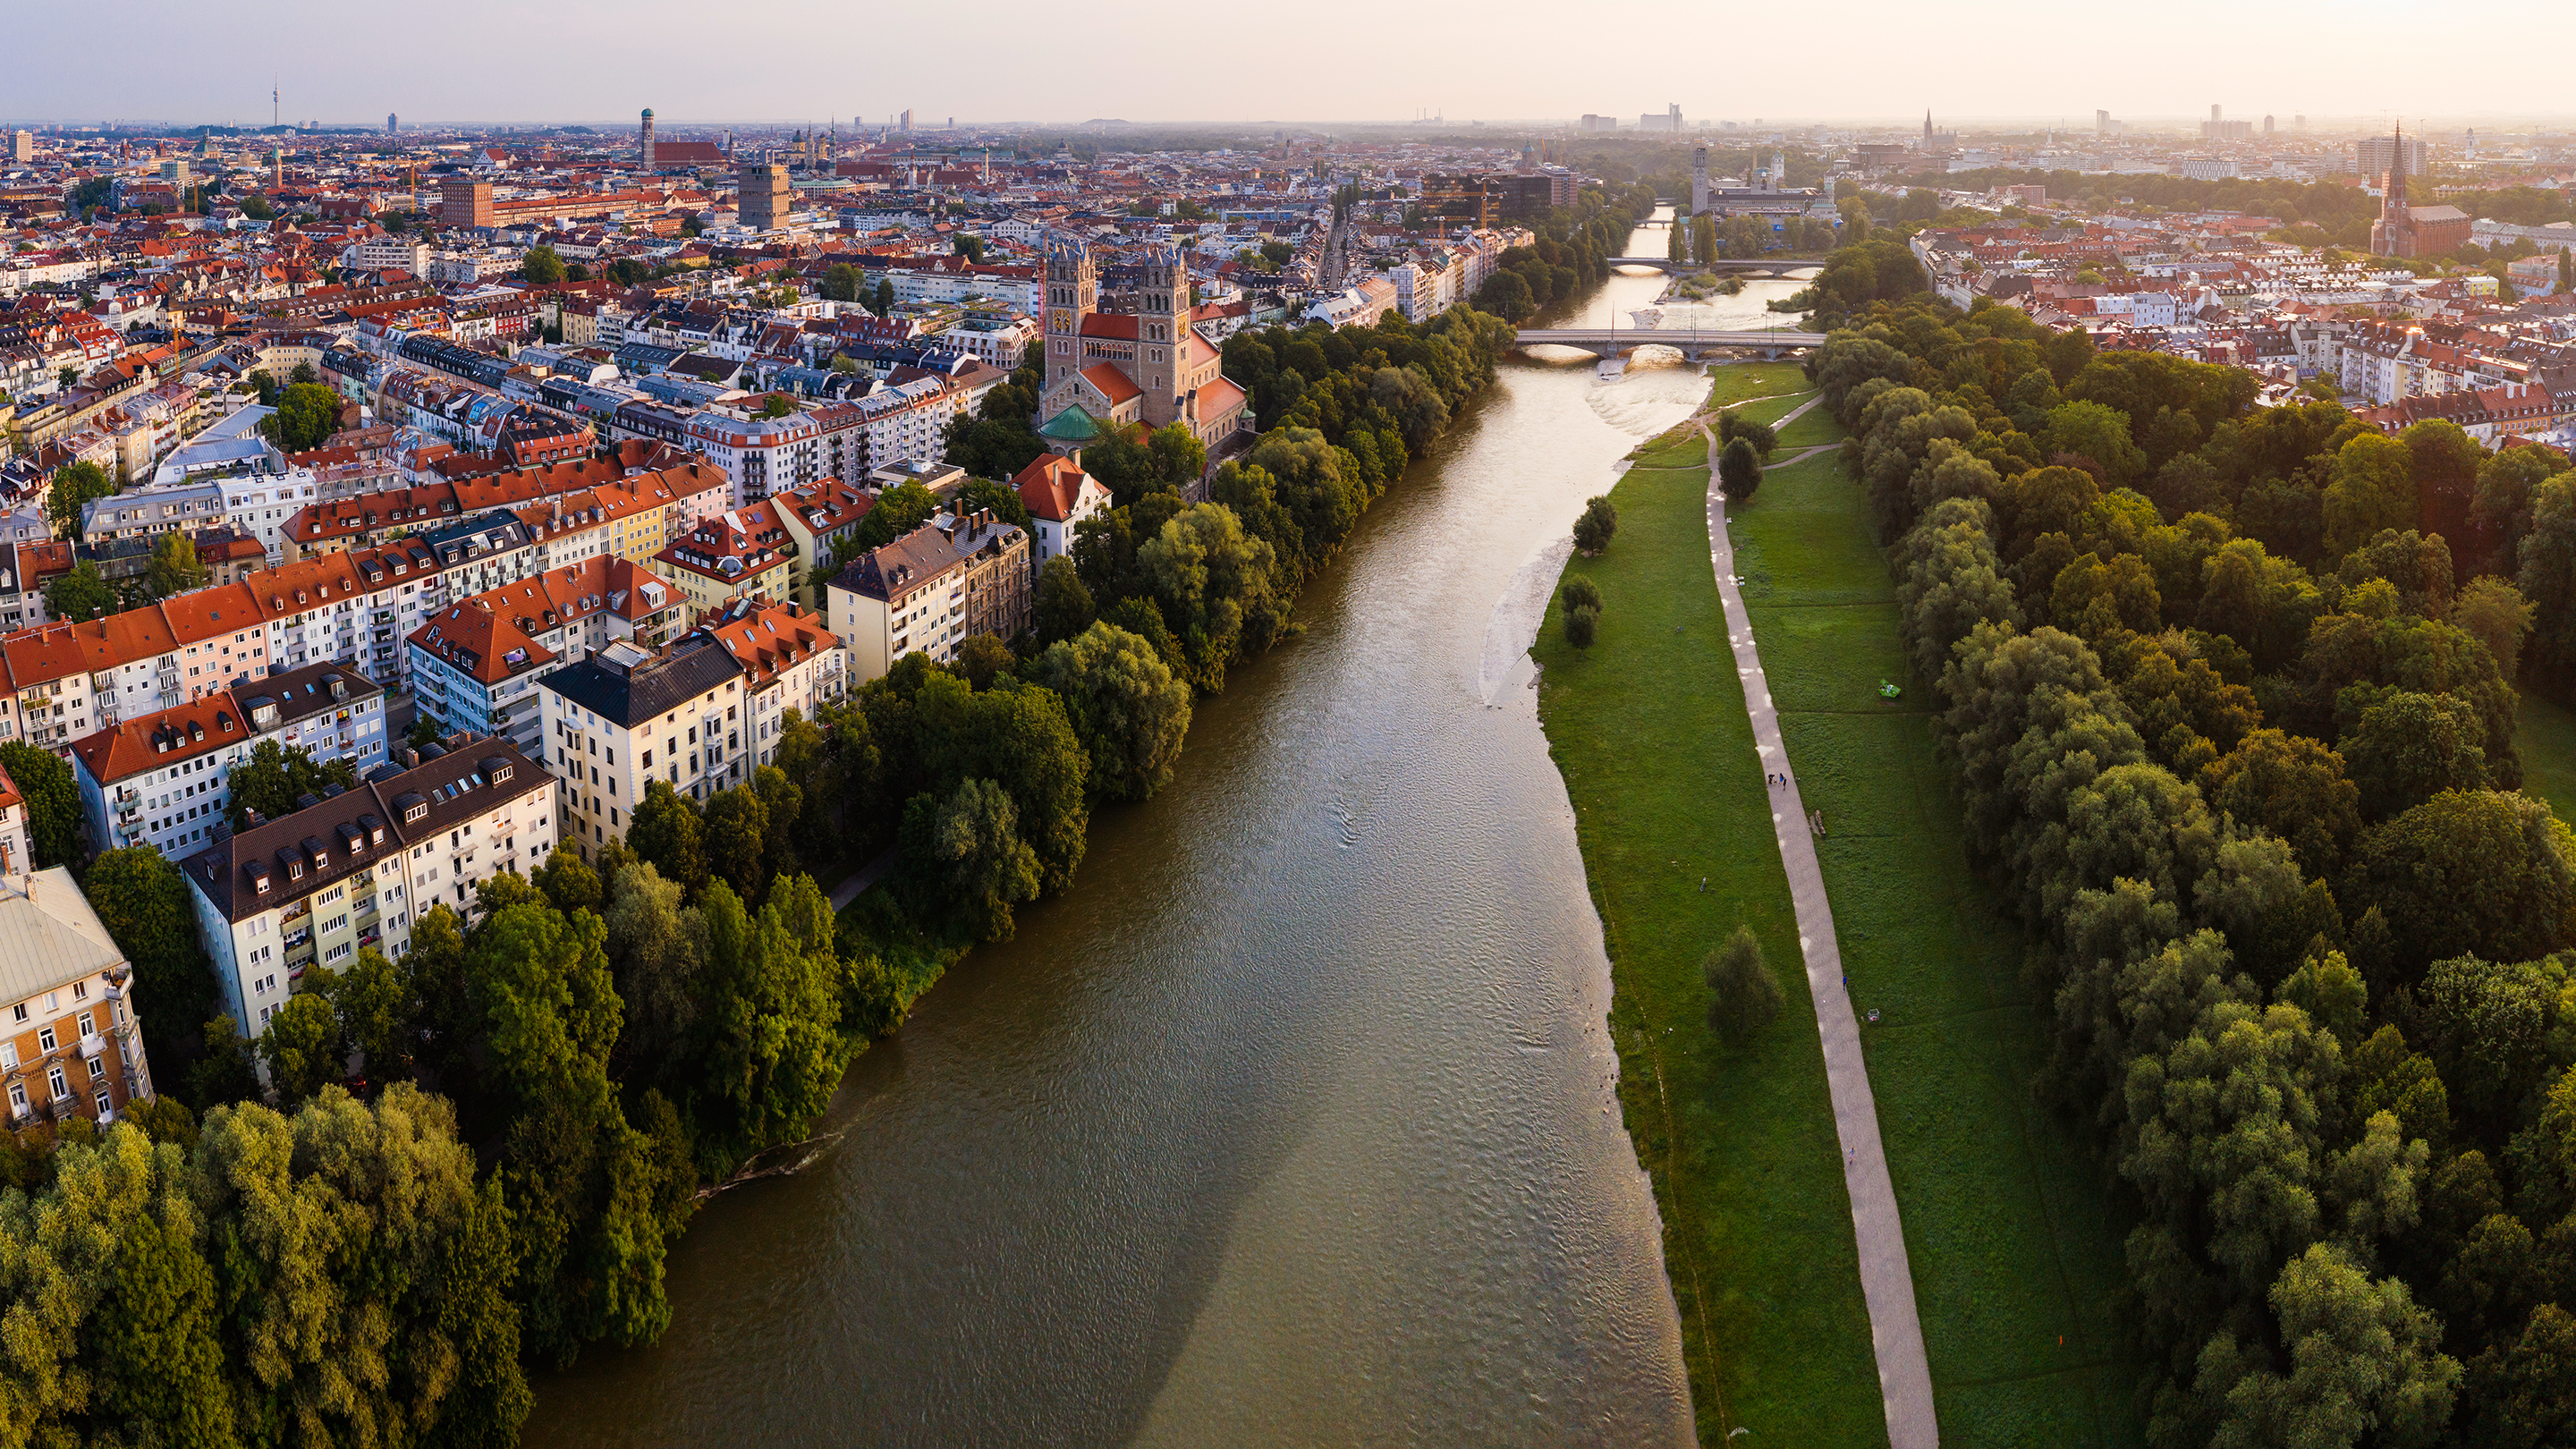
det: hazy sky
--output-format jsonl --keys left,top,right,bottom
{"left": 13, "top": 0, "right": 2576, "bottom": 131}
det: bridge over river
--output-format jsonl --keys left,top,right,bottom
{"left": 1513, "top": 326, "right": 1827, "bottom": 360}
{"left": 1601, "top": 256, "right": 1824, "bottom": 275}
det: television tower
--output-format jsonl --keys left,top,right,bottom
{"left": 273, "top": 79, "right": 279, "bottom": 130}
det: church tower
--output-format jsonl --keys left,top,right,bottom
{"left": 2372, "top": 122, "right": 2412, "bottom": 257}
{"left": 1140, "top": 242, "right": 1191, "bottom": 410}
{"left": 1043, "top": 234, "right": 1097, "bottom": 392}
{"left": 640, "top": 108, "right": 656, "bottom": 171}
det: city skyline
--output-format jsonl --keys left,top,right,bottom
{"left": 8, "top": 0, "right": 2575, "bottom": 130}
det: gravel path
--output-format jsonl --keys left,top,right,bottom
{"left": 1702, "top": 424, "right": 1940, "bottom": 1449}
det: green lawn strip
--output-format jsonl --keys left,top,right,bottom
{"left": 1534, "top": 453, "right": 1886, "bottom": 1447}
{"left": 1700, "top": 361, "right": 1810, "bottom": 410}
{"left": 1729, "top": 448, "right": 2145, "bottom": 1449}
{"left": 1729, "top": 389, "right": 1818, "bottom": 429}
{"left": 1775, "top": 399, "right": 1850, "bottom": 451}
{"left": 2514, "top": 690, "right": 2576, "bottom": 825}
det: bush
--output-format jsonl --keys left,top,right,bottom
{"left": 1572, "top": 495, "right": 1618, "bottom": 554}
{"left": 1717, "top": 411, "right": 1777, "bottom": 458}
{"left": 1564, "top": 605, "right": 1599, "bottom": 648}
{"left": 1705, "top": 926, "right": 1784, "bottom": 1044}
{"left": 1562, "top": 576, "right": 1602, "bottom": 614}
{"left": 1718, "top": 436, "right": 1765, "bottom": 502}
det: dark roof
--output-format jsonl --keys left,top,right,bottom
{"left": 180, "top": 735, "right": 549, "bottom": 923}
{"left": 258, "top": 659, "right": 385, "bottom": 729}
{"left": 536, "top": 632, "right": 744, "bottom": 729}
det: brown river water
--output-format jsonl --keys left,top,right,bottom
{"left": 528, "top": 220, "right": 1810, "bottom": 1447}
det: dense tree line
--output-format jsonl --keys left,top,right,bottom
{"left": 1820, "top": 290, "right": 2576, "bottom": 1446}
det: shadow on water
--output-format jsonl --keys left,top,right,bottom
{"left": 527, "top": 221, "right": 1735, "bottom": 1448}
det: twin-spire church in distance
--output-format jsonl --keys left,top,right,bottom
{"left": 1034, "top": 236, "right": 1248, "bottom": 456}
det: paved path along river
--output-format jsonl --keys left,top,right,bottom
{"left": 525, "top": 232, "right": 1808, "bottom": 1447}
{"left": 1702, "top": 421, "right": 1940, "bottom": 1448}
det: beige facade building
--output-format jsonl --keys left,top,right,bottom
{"left": 182, "top": 737, "right": 557, "bottom": 1036}
{"left": 824, "top": 512, "right": 1030, "bottom": 684}
{"left": 0, "top": 868, "right": 155, "bottom": 1131}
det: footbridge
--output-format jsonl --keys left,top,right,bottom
{"left": 1605, "top": 256, "right": 1825, "bottom": 276}
{"left": 1514, "top": 326, "right": 1826, "bottom": 361}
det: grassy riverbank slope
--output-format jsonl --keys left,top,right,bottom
{"left": 1532, "top": 428, "right": 1885, "bottom": 1445}
{"left": 1725, "top": 426, "right": 2144, "bottom": 1445}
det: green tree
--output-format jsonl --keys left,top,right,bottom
{"left": 625, "top": 779, "right": 708, "bottom": 896}
{"left": 2448, "top": 576, "right": 2537, "bottom": 679}
{"left": 188, "top": 1013, "right": 261, "bottom": 1105}
{"left": 1034, "top": 555, "right": 1096, "bottom": 647}
{"left": 2199, "top": 730, "right": 2364, "bottom": 882}
{"left": 872, "top": 277, "right": 895, "bottom": 315}
{"left": 2212, "top": 1242, "right": 2460, "bottom": 1449}
{"left": 468, "top": 903, "right": 620, "bottom": 1110}
{"left": 522, "top": 245, "right": 567, "bottom": 284}
{"left": 148, "top": 530, "right": 208, "bottom": 597}
{"left": 751, "top": 766, "right": 802, "bottom": 884}
{"left": 1028, "top": 622, "right": 1193, "bottom": 804}
{"left": 2324, "top": 432, "right": 2423, "bottom": 560}
{"left": 43, "top": 560, "right": 115, "bottom": 622}
{"left": 2338, "top": 691, "right": 2491, "bottom": 819}
{"left": 1562, "top": 576, "right": 1602, "bottom": 614}
{"left": 2347, "top": 790, "right": 2576, "bottom": 979}
{"left": 263, "top": 381, "right": 343, "bottom": 453}
{"left": 685, "top": 876, "right": 849, "bottom": 1171}
{"left": 820, "top": 263, "right": 861, "bottom": 302}
{"left": 1563, "top": 605, "right": 1599, "bottom": 647}
{"left": 1718, "top": 436, "right": 1765, "bottom": 502}
{"left": 898, "top": 776, "right": 1040, "bottom": 941}
{"left": 2465, "top": 1301, "right": 2576, "bottom": 1449}
{"left": 533, "top": 843, "right": 602, "bottom": 916}
{"left": 224, "top": 739, "right": 352, "bottom": 830}
{"left": 601, "top": 860, "right": 703, "bottom": 1071}
{"left": 1572, "top": 495, "right": 1617, "bottom": 553}
{"left": 321, "top": 945, "right": 411, "bottom": 1083}
{"left": 2044, "top": 399, "right": 2148, "bottom": 486}
{"left": 844, "top": 480, "right": 941, "bottom": 554}
{"left": 0, "top": 740, "right": 77, "bottom": 866}
{"left": 44, "top": 460, "right": 114, "bottom": 539}
{"left": 83, "top": 1209, "right": 233, "bottom": 1449}
{"left": 257, "top": 989, "right": 342, "bottom": 1103}
{"left": 953, "top": 633, "right": 1017, "bottom": 691}
{"left": 1704, "top": 925, "right": 1784, "bottom": 1044}
{"left": 81, "top": 848, "right": 217, "bottom": 1072}
{"left": 700, "top": 785, "right": 772, "bottom": 904}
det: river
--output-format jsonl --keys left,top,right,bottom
{"left": 528, "top": 218, "right": 1812, "bottom": 1447}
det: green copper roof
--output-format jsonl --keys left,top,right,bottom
{"left": 1037, "top": 404, "right": 1102, "bottom": 442}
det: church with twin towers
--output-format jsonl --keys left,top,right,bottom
{"left": 1033, "top": 236, "right": 1249, "bottom": 454}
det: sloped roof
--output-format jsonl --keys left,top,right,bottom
{"left": 1037, "top": 404, "right": 1102, "bottom": 443}
{"left": 0, "top": 869, "right": 125, "bottom": 1004}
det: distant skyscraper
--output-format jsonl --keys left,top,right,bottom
{"left": 2096, "top": 108, "right": 2109, "bottom": 133}
{"left": 1669, "top": 102, "right": 1682, "bottom": 132}
{"left": 1690, "top": 146, "right": 1709, "bottom": 215}
{"left": 2210, "top": 103, "right": 2223, "bottom": 123}
{"left": 900, "top": 109, "right": 913, "bottom": 133}
{"left": 2263, "top": 114, "right": 2275, "bottom": 135}
{"left": 10, "top": 131, "right": 33, "bottom": 164}
{"left": 640, "top": 107, "right": 656, "bottom": 169}
{"left": 386, "top": 113, "right": 397, "bottom": 136}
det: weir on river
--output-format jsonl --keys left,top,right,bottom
{"left": 530, "top": 217, "right": 1813, "bottom": 1447}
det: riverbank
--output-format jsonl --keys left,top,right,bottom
{"left": 1530, "top": 409, "right": 1885, "bottom": 1445}
{"left": 1543, "top": 365, "right": 2147, "bottom": 1445}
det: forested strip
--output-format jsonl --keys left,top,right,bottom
{"left": 1823, "top": 287, "right": 2576, "bottom": 1446}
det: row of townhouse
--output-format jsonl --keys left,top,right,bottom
{"left": 645, "top": 364, "right": 1002, "bottom": 509}
{"left": 825, "top": 509, "right": 1031, "bottom": 683}
{"left": 534, "top": 602, "right": 846, "bottom": 864}
{"left": 408, "top": 553, "right": 682, "bottom": 753}
{"left": 181, "top": 735, "right": 556, "bottom": 1035}
{"left": 68, "top": 660, "right": 389, "bottom": 860}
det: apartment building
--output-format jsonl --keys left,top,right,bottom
{"left": 70, "top": 662, "right": 388, "bottom": 859}
{"left": 771, "top": 477, "right": 877, "bottom": 581}
{"left": 653, "top": 504, "right": 794, "bottom": 617}
{"left": 182, "top": 736, "right": 555, "bottom": 1035}
{"left": 408, "top": 555, "right": 682, "bottom": 751}
{"left": 705, "top": 601, "right": 848, "bottom": 766}
{"left": 0, "top": 867, "right": 155, "bottom": 1130}
{"left": 536, "top": 633, "right": 748, "bottom": 859}
{"left": 825, "top": 511, "right": 1030, "bottom": 683}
